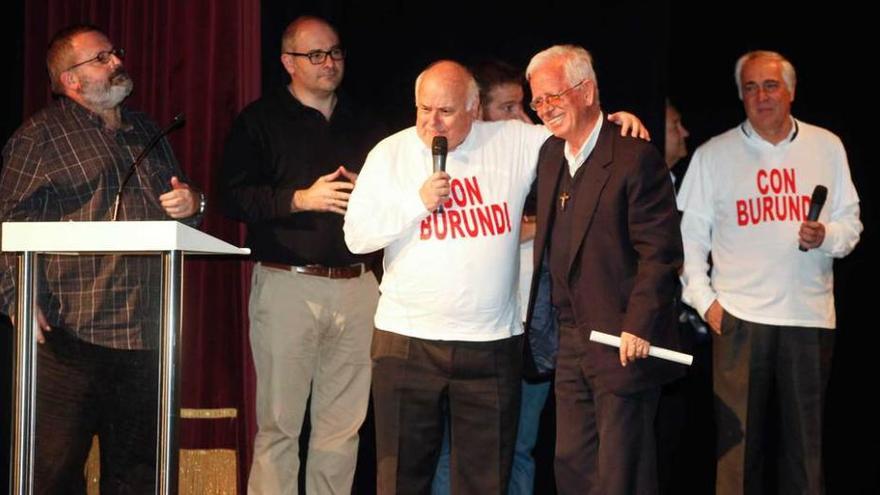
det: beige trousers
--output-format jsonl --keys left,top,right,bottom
{"left": 247, "top": 263, "right": 378, "bottom": 495}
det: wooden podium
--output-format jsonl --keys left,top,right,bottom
{"left": 2, "top": 221, "right": 250, "bottom": 495}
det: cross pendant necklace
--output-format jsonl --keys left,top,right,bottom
{"left": 559, "top": 192, "right": 571, "bottom": 211}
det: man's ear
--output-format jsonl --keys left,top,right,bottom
{"left": 281, "top": 53, "right": 296, "bottom": 78}
{"left": 59, "top": 70, "right": 78, "bottom": 92}
{"left": 582, "top": 80, "right": 596, "bottom": 107}
{"left": 471, "top": 99, "right": 482, "bottom": 120}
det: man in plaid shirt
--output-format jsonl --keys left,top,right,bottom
{"left": 0, "top": 24, "right": 202, "bottom": 492}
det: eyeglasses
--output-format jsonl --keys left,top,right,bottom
{"left": 284, "top": 47, "right": 345, "bottom": 65}
{"left": 529, "top": 79, "right": 587, "bottom": 111}
{"left": 741, "top": 80, "right": 783, "bottom": 96}
{"left": 65, "top": 47, "right": 125, "bottom": 72}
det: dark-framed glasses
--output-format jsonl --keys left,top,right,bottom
{"left": 65, "top": 47, "right": 125, "bottom": 72}
{"left": 529, "top": 79, "right": 587, "bottom": 111}
{"left": 284, "top": 47, "right": 345, "bottom": 65}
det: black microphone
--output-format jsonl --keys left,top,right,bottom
{"left": 799, "top": 185, "right": 828, "bottom": 252}
{"left": 432, "top": 136, "right": 447, "bottom": 212}
{"left": 432, "top": 135, "right": 447, "bottom": 173}
{"left": 111, "top": 112, "right": 186, "bottom": 221}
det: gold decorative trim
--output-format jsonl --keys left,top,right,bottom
{"left": 85, "top": 438, "right": 238, "bottom": 494}
{"left": 180, "top": 408, "right": 238, "bottom": 419}
{"left": 179, "top": 449, "right": 238, "bottom": 494}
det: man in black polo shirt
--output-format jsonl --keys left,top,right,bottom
{"left": 220, "top": 15, "right": 383, "bottom": 495}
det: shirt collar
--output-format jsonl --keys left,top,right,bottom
{"left": 740, "top": 115, "right": 799, "bottom": 146}
{"left": 419, "top": 120, "right": 481, "bottom": 157}
{"left": 57, "top": 96, "right": 135, "bottom": 133}
{"left": 281, "top": 85, "right": 348, "bottom": 122}
{"left": 564, "top": 111, "right": 603, "bottom": 176}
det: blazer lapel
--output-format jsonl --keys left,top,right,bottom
{"left": 534, "top": 137, "right": 566, "bottom": 267}
{"left": 566, "top": 124, "right": 613, "bottom": 275}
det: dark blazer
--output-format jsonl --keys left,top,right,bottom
{"left": 525, "top": 121, "right": 685, "bottom": 394}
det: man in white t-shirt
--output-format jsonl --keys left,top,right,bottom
{"left": 346, "top": 59, "right": 649, "bottom": 494}
{"left": 345, "top": 60, "right": 549, "bottom": 494}
{"left": 677, "top": 50, "right": 862, "bottom": 495}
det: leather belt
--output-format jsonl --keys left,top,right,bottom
{"left": 260, "top": 261, "right": 365, "bottom": 279}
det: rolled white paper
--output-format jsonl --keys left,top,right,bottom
{"left": 589, "top": 330, "right": 693, "bottom": 366}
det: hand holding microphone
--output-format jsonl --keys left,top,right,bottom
{"left": 799, "top": 185, "right": 828, "bottom": 252}
{"left": 420, "top": 171, "right": 450, "bottom": 212}
{"left": 422, "top": 136, "right": 450, "bottom": 212}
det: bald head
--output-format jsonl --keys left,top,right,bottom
{"left": 415, "top": 61, "right": 480, "bottom": 111}
{"left": 281, "top": 16, "right": 338, "bottom": 53}
{"left": 415, "top": 61, "right": 480, "bottom": 151}
{"left": 280, "top": 16, "right": 344, "bottom": 100}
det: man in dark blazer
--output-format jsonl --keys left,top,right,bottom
{"left": 524, "top": 45, "right": 684, "bottom": 495}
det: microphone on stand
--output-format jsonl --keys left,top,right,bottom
{"left": 111, "top": 113, "right": 186, "bottom": 221}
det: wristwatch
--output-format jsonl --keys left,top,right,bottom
{"left": 197, "top": 191, "right": 207, "bottom": 215}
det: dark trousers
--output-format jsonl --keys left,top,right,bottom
{"left": 554, "top": 324, "right": 661, "bottom": 495}
{"left": 371, "top": 329, "right": 522, "bottom": 495}
{"left": 714, "top": 313, "right": 834, "bottom": 495}
{"left": 35, "top": 328, "right": 158, "bottom": 495}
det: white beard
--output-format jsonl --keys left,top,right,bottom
{"left": 80, "top": 72, "right": 134, "bottom": 110}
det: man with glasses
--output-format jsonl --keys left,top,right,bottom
{"left": 429, "top": 60, "right": 648, "bottom": 495}
{"left": 344, "top": 59, "right": 553, "bottom": 495}
{"left": 345, "top": 57, "right": 648, "bottom": 494}
{"left": 678, "top": 50, "right": 862, "bottom": 494}
{"left": 0, "top": 24, "right": 202, "bottom": 492}
{"left": 525, "top": 45, "right": 684, "bottom": 494}
{"left": 220, "top": 15, "right": 384, "bottom": 494}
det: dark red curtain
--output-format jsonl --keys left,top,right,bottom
{"left": 23, "top": 1, "right": 261, "bottom": 490}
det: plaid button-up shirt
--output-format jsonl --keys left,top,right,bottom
{"left": 0, "top": 97, "right": 199, "bottom": 349}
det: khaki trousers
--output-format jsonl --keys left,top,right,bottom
{"left": 247, "top": 263, "right": 378, "bottom": 495}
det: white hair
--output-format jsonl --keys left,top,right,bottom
{"left": 526, "top": 44, "right": 599, "bottom": 100}
{"left": 734, "top": 50, "right": 797, "bottom": 99}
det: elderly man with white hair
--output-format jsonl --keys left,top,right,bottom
{"left": 678, "top": 50, "right": 862, "bottom": 494}
{"left": 345, "top": 58, "right": 649, "bottom": 494}
{"left": 525, "top": 45, "right": 684, "bottom": 495}
{"left": 345, "top": 60, "right": 549, "bottom": 494}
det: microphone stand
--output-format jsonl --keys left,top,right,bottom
{"left": 111, "top": 113, "right": 185, "bottom": 221}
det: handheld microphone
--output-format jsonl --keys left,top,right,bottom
{"left": 432, "top": 135, "right": 447, "bottom": 173}
{"left": 799, "top": 185, "right": 828, "bottom": 252}
{"left": 111, "top": 112, "right": 186, "bottom": 221}
{"left": 432, "top": 136, "right": 448, "bottom": 212}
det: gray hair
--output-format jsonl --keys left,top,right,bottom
{"left": 47, "top": 24, "right": 103, "bottom": 95}
{"left": 734, "top": 50, "right": 796, "bottom": 99}
{"left": 526, "top": 44, "right": 599, "bottom": 100}
{"left": 414, "top": 60, "right": 480, "bottom": 112}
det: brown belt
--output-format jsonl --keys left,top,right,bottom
{"left": 260, "top": 261, "right": 365, "bottom": 279}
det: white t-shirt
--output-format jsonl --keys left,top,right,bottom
{"left": 344, "top": 120, "right": 550, "bottom": 341}
{"left": 677, "top": 118, "right": 861, "bottom": 328}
